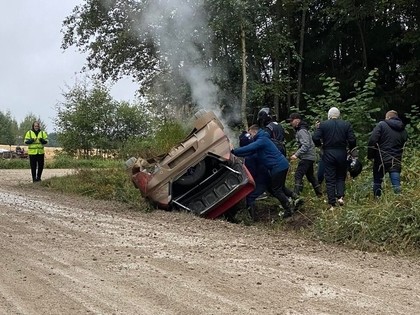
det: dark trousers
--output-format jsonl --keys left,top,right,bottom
{"left": 269, "top": 167, "right": 292, "bottom": 211}
{"left": 29, "top": 154, "right": 45, "bottom": 181}
{"left": 323, "top": 149, "right": 347, "bottom": 206}
{"left": 246, "top": 180, "right": 268, "bottom": 207}
{"left": 317, "top": 158, "right": 325, "bottom": 184}
{"left": 294, "top": 159, "right": 321, "bottom": 196}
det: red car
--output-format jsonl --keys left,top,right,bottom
{"left": 127, "top": 110, "right": 255, "bottom": 219}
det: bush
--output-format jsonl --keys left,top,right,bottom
{"left": 0, "top": 158, "right": 28, "bottom": 169}
{"left": 118, "top": 119, "right": 189, "bottom": 160}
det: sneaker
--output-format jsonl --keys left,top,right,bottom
{"left": 328, "top": 206, "right": 335, "bottom": 211}
{"left": 293, "top": 197, "right": 304, "bottom": 208}
{"left": 337, "top": 197, "right": 344, "bottom": 206}
{"left": 256, "top": 192, "right": 268, "bottom": 201}
{"left": 281, "top": 209, "right": 293, "bottom": 219}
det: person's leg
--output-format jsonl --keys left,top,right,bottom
{"left": 270, "top": 168, "right": 293, "bottom": 218}
{"left": 373, "top": 162, "right": 385, "bottom": 197}
{"left": 322, "top": 151, "right": 337, "bottom": 206}
{"left": 304, "top": 160, "right": 322, "bottom": 196}
{"left": 245, "top": 181, "right": 267, "bottom": 220}
{"left": 293, "top": 160, "right": 306, "bottom": 195}
{"left": 317, "top": 158, "right": 325, "bottom": 184}
{"left": 36, "top": 154, "right": 45, "bottom": 180}
{"left": 389, "top": 171, "right": 401, "bottom": 194}
{"left": 335, "top": 151, "right": 348, "bottom": 200}
{"left": 29, "top": 155, "right": 37, "bottom": 182}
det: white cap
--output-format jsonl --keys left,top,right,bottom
{"left": 328, "top": 107, "right": 340, "bottom": 119}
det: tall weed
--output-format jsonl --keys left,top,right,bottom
{"left": 311, "top": 148, "right": 420, "bottom": 253}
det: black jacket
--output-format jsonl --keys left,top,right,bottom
{"left": 367, "top": 118, "right": 408, "bottom": 168}
{"left": 312, "top": 119, "right": 356, "bottom": 151}
{"left": 263, "top": 121, "right": 286, "bottom": 155}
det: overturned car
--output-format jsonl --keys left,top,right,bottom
{"left": 126, "top": 110, "right": 255, "bottom": 219}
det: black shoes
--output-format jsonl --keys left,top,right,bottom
{"left": 247, "top": 205, "right": 256, "bottom": 221}
{"left": 282, "top": 209, "right": 293, "bottom": 219}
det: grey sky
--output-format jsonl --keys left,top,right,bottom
{"left": 0, "top": 0, "right": 138, "bottom": 132}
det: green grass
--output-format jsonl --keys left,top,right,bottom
{"left": 41, "top": 166, "right": 152, "bottom": 212}
{"left": 0, "top": 156, "right": 122, "bottom": 169}
{"left": 35, "top": 150, "right": 419, "bottom": 255}
{"left": 9, "top": 121, "right": 418, "bottom": 255}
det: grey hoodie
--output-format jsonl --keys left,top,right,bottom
{"left": 293, "top": 121, "right": 317, "bottom": 161}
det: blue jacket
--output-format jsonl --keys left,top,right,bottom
{"left": 233, "top": 129, "right": 289, "bottom": 172}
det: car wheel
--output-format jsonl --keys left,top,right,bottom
{"left": 176, "top": 161, "right": 207, "bottom": 186}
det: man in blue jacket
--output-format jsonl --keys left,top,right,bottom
{"left": 238, "top": 131, "right": 270, "bottom": 220}
{"left": 232, "top": 125, "right": 295, "bottom": 219}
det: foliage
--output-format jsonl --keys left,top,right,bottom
{"left": 302, "top": 69, "right": 381, "bottom": 159}
{"left": 19, "top": 114, "right": 48, "bottom": 137}
{"left": 46, "top": 132, "right": 60, "bottom": 147}
{"left": 0, "top": 158, "right": 28, "bottom": 169}
{"left": 55, "top": 80, "right": 153, "bottom": 157}
{"left": 61, "top": 0, "right": 420, "bottom": 128}
{"left": 404, "top": 104, "right": 420, "bottom": 147}
{"left": 0, "top": 111, "right": 18, "bottom": 146}
{"left": 311, "top": 148, "right": 420, "bottom": 253}
{"left": 0, "top": 111, "right": 47, "bottom": 146}
{"left": 119, "top": 119, "right": 189, "bottom": 160}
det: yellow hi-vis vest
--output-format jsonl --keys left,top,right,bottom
{"left": 24, "top": 130, "right": 48, "bottom": 155}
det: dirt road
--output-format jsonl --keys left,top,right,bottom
{"left": 0, "top": 169, "right": 419, "bottom": 314}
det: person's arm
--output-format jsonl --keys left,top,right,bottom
{"left": 24, "top": 131, "right": 34, "bottom": 144}
{"left": 295, "top": 129, "right": 311, "bottom": 158}
{"left": 367, "top": 123, "right": 381, "bottom": 159}
{"left": 312, "top": 124, "right": 323, "bottom": 147}
{"left": 347, "top": 123, "right": 357, "bottom": 150}
{"left": 232, "top": 139, "right": 261, "bottom": 157}
{"left": 39, "top": 131, "right": 48, "bottom": 144}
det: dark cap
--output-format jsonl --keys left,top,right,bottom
{"left": 286, "top": 113, "right": 302, "bottom": 122}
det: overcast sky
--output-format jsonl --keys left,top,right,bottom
{"left": 0, "top": 0, "right": 138, "bottom": 132}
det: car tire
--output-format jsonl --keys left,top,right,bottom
{"left": 176, "top": 161, "right": 207, "bottom": 186}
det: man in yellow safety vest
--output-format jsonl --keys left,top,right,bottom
{"left": 24, "top": 121, "right": 48, "bottom": 182}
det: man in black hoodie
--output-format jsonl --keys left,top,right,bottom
{"left": 368, "top": 110, "right": 408, "bottom": 197}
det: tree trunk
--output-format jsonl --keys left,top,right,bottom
{"left": 240, "top": 23, "right": 248, "bottom": 129}
{"left": 273, "top": 58, "right": 280, "bottom": 119}
{"left": 356, "top": 19, "right": 368, "bottom": 69}
{"left": 296, "top": 6, "right": 307, "bottom": 110}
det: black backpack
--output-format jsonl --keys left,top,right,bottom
{"left": 265, "top": 122, "right": 286, "bottom": 156}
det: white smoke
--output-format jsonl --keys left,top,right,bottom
{"left": 139, "top": 0, "right": 223, "bottom": 116}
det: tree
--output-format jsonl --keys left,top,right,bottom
{"left": 62, "top": 0, "right": 158, "bottom": 87}
{"left": 0, "top": 111, "right": 18, "bottom": 147}
{"left": 56, "top": 80, "right": 154, "bottom": 157}
{"left": 19, "top": 113, "right": 47, "bottom": 137}
{"left": 61, "top": 0, "right": 420, "bottom": 131}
